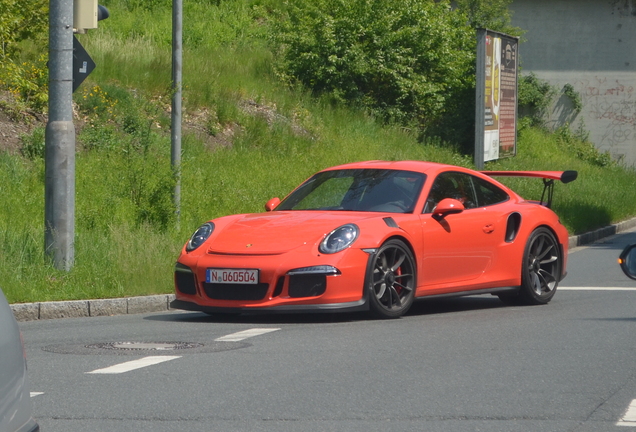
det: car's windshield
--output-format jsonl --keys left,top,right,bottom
{"left": 277, "top": 169, "right": 426, "bottom": 213}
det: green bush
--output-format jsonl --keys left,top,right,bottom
{"left": 19, "top": 126, "right": 46, "bottom": 160}
{"left": 0, "top": 0, "right": 47, "bottom": 59}
{"left": 556, "top": 124, "right": 613, "bottom": 167}
{"left": 517, "top": 73, "right": 556, "bottom": 129}
{"left": 269, "top": 0, "right": 474, "bottom": 131}
{"left": 266, "top": 0, "right": 521, "bottom": 151}
{"left": 0, "top": 55, "right": 49, "bottom": 113}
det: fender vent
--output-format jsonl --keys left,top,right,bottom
{"left": 505, "top": 213, "right": 522, "bottom": 243}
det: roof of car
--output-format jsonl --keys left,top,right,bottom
{"left": 322, "top": 160, "right": 456, "bottom": 174}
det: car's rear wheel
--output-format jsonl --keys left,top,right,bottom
{"left": 368, "top": 239, "right": 416, "bottom": 318}
{"left": 518, "top": 227, "right": 561, "bottom": 304}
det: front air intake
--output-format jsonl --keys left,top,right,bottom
{"left": 203, "top": 283, "right": 269, "bottom": 301}
{"left": 288, "top": 274, "right": 327, "bottom": 298}
{"left": 175, "top": 263, "right": 197, "bottom": 295}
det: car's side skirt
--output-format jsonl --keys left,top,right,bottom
{"left": 414, "top": 286, "right": 519, "bottom": 301}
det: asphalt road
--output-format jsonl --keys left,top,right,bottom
{"left": 20, "top": 229, "right": 636, "bottom": 432}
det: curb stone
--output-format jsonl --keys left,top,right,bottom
{"left": 10, "top": 216, "right": 636, "bottom": 322}
{"left": 11, "top": 294, "right": 175, "bottom": 322}
{"left": 567, "top": 216, "right": 636, "bottom": 250}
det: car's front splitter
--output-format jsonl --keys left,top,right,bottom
{"left": 170, "top": 298, "right": 369, "bottom": 315}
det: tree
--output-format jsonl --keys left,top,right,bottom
{"left": 0, "top": 0, "right": 48, "bottom": 59}
{"left": 454, "top": 0, "right": 522, "bottom": 36}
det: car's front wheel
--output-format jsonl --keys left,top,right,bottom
{"left": 368, "top": 239, "right": 416, "bottom": 318}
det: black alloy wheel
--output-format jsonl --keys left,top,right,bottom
{"left": 519, "top": 227, "right": 561, "bottom": 304}
{"left": 368, "top": 239, "right": 416, "bottom": 318}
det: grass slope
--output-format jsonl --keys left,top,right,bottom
{"left": 1, "top": 0, "right": 635, "bottom": 303}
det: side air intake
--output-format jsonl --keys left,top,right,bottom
{"left": 505, "top": 213, "right": 522, "bottom": 243}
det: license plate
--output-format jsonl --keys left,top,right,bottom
{"left": 206, "top": 268, "right": 259, "bottom": 284}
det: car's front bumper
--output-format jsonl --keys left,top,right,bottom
{"left": 173, "top": 247, "right": 373, "bottom": 313}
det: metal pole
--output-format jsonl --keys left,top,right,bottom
{"left": 474, "top": 28, "right": 486, "bottom": 170}
{"left": 171, "top": 0, "right": 183, "bottom": 225}
{"left": 45, "top": 0, "right": 76, "bottom": 270}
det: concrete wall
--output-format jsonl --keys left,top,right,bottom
{"left": 510, "top": 0, "right": 636, "bottom": 165}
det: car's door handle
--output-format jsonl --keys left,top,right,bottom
{"left": 483, "top": 224, "right": 495, "bottom": 234}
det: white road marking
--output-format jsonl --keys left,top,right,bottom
{"left": 559, "top": 287, "right": 636, "bottom": 291}
{"left": 215, "top": 328, "right": 280, "bottom": 342}
{"left": 617, "top": 399, "right": 636, "bottom": 426}
{"left": 86, "top": 356, "right": 181, "bottom": 374}
{"left": 30, "top": 392, "right": 44, "bottom": 397}
{"left": 84, "top": 328, "right": 279, "bottom": 374}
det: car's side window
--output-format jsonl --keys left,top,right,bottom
{"left": 423, "top": 172, "right": 478, "bottom": 213}
{"left": 472, "top": 176, "right": 509, "bottom": 206}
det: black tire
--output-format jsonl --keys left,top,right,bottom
{"left": 518, "top": 227, "right": 561, "bottom": 305}
{"left": 368, "top": 239, "right": 416, "bottom": 318}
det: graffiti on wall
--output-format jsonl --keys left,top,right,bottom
{"left": 576, "top": 76, "right": 636, "bottom": 158}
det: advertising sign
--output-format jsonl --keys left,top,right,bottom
{"left": 475, "top": 29, "right": 519, "bottom": 168}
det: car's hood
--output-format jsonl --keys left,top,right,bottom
{"left": 208, "top": 211, "right": 372, "bottom": 255}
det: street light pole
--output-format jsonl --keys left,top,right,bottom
{"left": 45, "top": 0, "right": 76, "bottom": 271}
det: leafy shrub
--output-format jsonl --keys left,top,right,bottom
{"left": 562, "top": 83, "right": 582, "bottom": 114}
{"left": 266, "top": 0, "right": 521, "bottom": 151}
{"left": 79, "top": 123, "right": 120, "bottom": 151}
{"left": 556, "top": 124, "right": 613, "bottom": 167}
{"left": 20, "top": 126, "right": 46, "bottom": 160}
{"left": 76, "top": 85, "right": 118, "bottom": 118}
{"left": 0, "top": 0, "right": 47, "bottom": 59}
{"left": 517, "top": 73, "right": 556, "bottom": 129}
{"left": 0, "top": 55, "right": 49, "bottom": 112}
{"left": 269, "top": 0, "right": 474, "bottom": 130}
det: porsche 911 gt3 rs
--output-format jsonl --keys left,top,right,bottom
{"left": 171, "top": 160, "right": 577, "bottom": 318}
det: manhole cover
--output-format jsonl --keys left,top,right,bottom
{"left": 43, "top": 340, "right": 249, "bottom": 356}
{"left": 86, "top": 341, "right": 204, "bottom": 351}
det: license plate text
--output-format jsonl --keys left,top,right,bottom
{"left": 206, "top": 269, "right": 259, "bottom": 284}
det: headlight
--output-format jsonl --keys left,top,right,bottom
{"left": 319, "top": 224, "right": 359, "bottom": 254}
{"left": 186, "top": 222, "right": 215, "bottom": 252}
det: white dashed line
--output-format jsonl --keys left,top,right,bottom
{"left": 84, "top": 328, "right": 280, "bottom": 374}
{"left": 86, "top": 356, "right": 181, "bottom": 374}
{"left": 559, "top": 287, "right": 636, "bottom": 291}
{"left": 617, "top": 399, "right": 636, "bottom": 426}
{"left": 30, "top": 392, "right": 44, "bottom": 398}
{"left": 215, "top": 328, "right": 280, "bottom": 342}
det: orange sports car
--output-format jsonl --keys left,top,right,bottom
{"left": 171, "top": 161, "right": 577, "bottom": 318}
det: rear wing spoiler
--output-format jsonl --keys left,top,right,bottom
{"left": 481, "top": 170, "right": 578, "bottom": 184}
{"left": 481, "top": 170, "right": 578, "bottom": 208}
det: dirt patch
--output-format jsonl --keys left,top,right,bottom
{"left": 0, "top": 92, "right": 311, "bottom": 155}
{"left": 183, "top": 107, "right": 238, "bottom": 151}
{"left": 0, "top": 91, "right": 46, "bottom": 154}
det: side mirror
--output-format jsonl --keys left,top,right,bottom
{"left": 265, "top": 197, "right": 280, "bottom": 212}
{"left": 619, "top": 244, "right": 636, "bottom": 280}
{"left": 433, "top": 198, "right": 464, "bottom": 220}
